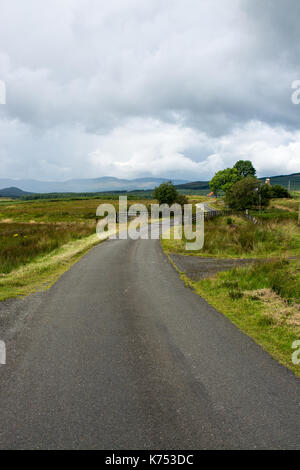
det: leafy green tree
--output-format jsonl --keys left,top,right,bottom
{"left": 234, "top": 160, "right": 256, "bottom": 178}
{"left": 153, "top": 181, "right": 179, "bottom": 205}
{"left": 225, "top": 177, "right": 270, "bottom": 210}
{"left": 210, "top": 160, "right": 257, "bottom": 195}
{"left": 209, "top": 167, "right": 240, "bottom": 195}
{"left": 269, "top": 185, "right": 291, "bottom": 199}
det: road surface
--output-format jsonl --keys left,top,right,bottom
{"left": 0, "top": 233, "right": 299, "bottom": 449}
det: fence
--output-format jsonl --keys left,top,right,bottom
{"left": 96, "top": 208, "right": 258, "bottom": 225}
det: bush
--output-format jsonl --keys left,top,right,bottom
{"left": 225, "top": 177, "right": 270, "bottom": 210}
{"left": 153, "top": 182, "right": 178, "bottom": 205}
{"left": 153, "top": 182, "right": 188, "bottom": 206}
{"left": 269, "top": 185, "right": 291, "bottom": 199}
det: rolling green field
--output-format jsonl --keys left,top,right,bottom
{"left": 0, "top": 197, "right": 152, "bottom": 223}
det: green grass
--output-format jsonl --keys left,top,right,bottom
{"left": 244, "top": 196, "right": 300, "bottom": 221}
{"left": 162, "top": 215, "right": 300, "bottom": 258}
{"left": 291, "top": 191, "right": 300, "bottom": 200}
{"left": 0, "top": 197, "right": 152, "bottom": 223}
{"left": 0, "top": 222, "right": 95, "bottom": 273}
{"left": 0, "top": 234, "right": 103, "bottom": 300}
{"left": 270, "top": 197, "right": 299, "bottom": 211}
{"left": 218, "top": 258, "right": 300, "bottom": 303}
{"left": 250, "top": 210, "right": 298, "bottom": 221}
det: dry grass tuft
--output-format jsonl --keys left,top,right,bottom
{"left": 245, "top": 288, "right": 300, "bottom": 329}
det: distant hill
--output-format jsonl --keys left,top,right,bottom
{"left": 0, "top": 173, "right": 298, "bottom": 197}
{"left": 175, "top": 173, "right": 300, "bottom": 192}
{"left": 0, "top": 177, "right": 189, "bottom": 193}
{"left": 260, "top": 173, "right": 300, "bottom": 190}
{"left": 0, "top": 187, "right": 32, "bottom": 198}
{"left": 175, "top": 181, "right": 210, "bottom": 191}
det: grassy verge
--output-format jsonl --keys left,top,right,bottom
{"left": 166, "top": 251, "right": 300, "bottom": 376}
{"left": 162, "top": 215, "right": 300, "bottom": 258}
{"left": 0, "top": 233, "right": 104, "bottom": 300}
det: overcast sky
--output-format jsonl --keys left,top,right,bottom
{"left": 0, "top": 0, "right": 300, "bottom": 181}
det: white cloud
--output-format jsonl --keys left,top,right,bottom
{"left": 89, "top": 119, "right": 300, "bottom": 180}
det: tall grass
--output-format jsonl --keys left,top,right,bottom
{"left": 162, "top": 215, "right": 300, "bottom": 257}
{"left": 0, "top": 222, "right": 95, "bottom": 273}
{"left": 221, "top": 258, "right": 300, "bottom": 303}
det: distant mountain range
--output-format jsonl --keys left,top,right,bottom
{"left": 0, "top": 177, "right": 189, "bottom": 194}
{"left": 0, "top": 173, "right": 299, "bottom": 198}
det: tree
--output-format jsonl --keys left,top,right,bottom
{"left": 153, "top": 181, "right": 179, "bottom": 205}
{"left": 234, "top": 160, "right": 256, "bottom": 179}
{"left": 209, "top": 167, "right": 240, "bottom": 195}
{"left": 225, "top": 177, "right": 270, "bottom": 210}
{"left": 209, "top": 160, "right": 257, "bottom": 195}
{"left": 269, "top": 185, "right": 291, "bottom": 199}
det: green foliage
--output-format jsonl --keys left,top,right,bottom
{"left": 209, "top": 160, "right": 257, "bottom": 195}
{"left": 153, "top": 181, "right": 180, "bottom": 205}
{"left": 225, "top": 177, "right": 270, "bottom": 210}
{"left": 209, "top": 167, "right": 240, "bottom": 195}
{"left": 269, "top": 185, "right": 291, "bottom": 199}
{"left": 234, "top": 160, "right": 256, "bottom": 178}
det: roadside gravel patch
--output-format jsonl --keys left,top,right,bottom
{"left": 169, "top": 254, "right": 257, "bottom": 280}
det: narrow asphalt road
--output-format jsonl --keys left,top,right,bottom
{"left": 0, "top": 234, "right": 299, "bottom": 449}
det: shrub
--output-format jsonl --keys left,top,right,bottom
{"left": 269, "top": 185, "right": 291, "bottom": 199}
{"left": 153, "top": 182, "right": 178, "bottom": 205}
{"left": 225, "top": 177, "right": 270, "bottom": 210}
